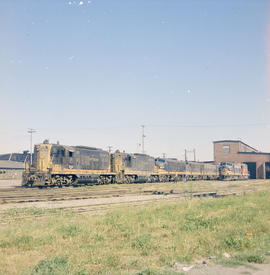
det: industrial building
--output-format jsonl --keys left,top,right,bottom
{"left": 0, "top": 151, "right": 29, "bottom": 180}
{"left": 0, "top": 160, "right": 25, "bottom": 180}
{"left": 214, "top": 140, "right": 270, "bottom": 179}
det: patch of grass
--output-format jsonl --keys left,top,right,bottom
{"left": 224, "top": 236, "right": 253, "bottom": 250}
{"left": 58, "top": 224, "right": 81, "bottom": 238}
{"left": 181, "top": 214, "right": 219, "bottom": 231}
{"left": 0, "top": 235, "right": 33, "bottom": 249}
{"left": 106, "top": 255, "right": 120, "bottom": 268}
{"left": 216, "top": 252, "right": 266, "bottom": 269}
{"left": 237, "top": 253, "right": 266, "bottom": 264}
{"left": 31, "top": 256, "right": 70, "bottom": 274}
{"left": 1, "top": 190, "right": 270, "bottom": 274}
{"left": 132, "top": 234, "right": 153, "bottom": 250}
{"left": 216, "top": 257, "right": 257, "bottom": 270}
{"left": 3, "top": 207, "right": 60, "bottom": 217}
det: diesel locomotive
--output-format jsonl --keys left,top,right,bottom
{"left": 219, "top": 162, "right": 249, "bottom": 180}
{"left": 22, "top": 141, "right": 249, "bottom": 187}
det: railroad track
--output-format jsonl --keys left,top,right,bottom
{"left": 0, "top": 188, "right": 263, "bottom": 225}
{"left": 0, "top": 180, "right": 269, "bottom": 205}
{"left": 0, "top": 187, "right": 145, "bottom": 204}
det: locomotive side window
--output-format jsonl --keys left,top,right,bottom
{"left": 69, "top": 151, "right": 73, "bottom": 157}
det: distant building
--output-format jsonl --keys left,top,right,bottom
{"left": 0, "top": 151, "right": 29, "bottom": 180}
{"left": 213, "top": 140, "right": 270, "bottom": 179}
{"left": 0, "top": 160, "right": 25, "bottom": 180}
{"left": 0, "top": 151, "right": 30, "bottom": 162}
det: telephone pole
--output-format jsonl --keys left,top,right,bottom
{"left": 141, "top": 125, "right": 146, "bottom": 154}
{"left": 185, "top": 148, "right": 196, "bottom": 162}
{"left": 107, "top": 146, "right": 113, "bottom": 153}
{"left": 28, "top": 128, "right": 36, "bottom": 166}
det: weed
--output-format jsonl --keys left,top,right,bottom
{"left": 31, "top": 256, "right": 70, "bottom": 274}
{"left": 132, "top": 234, "right": 153, "bottom": 250}
{"left": 0, "top": 235, "right": 33, "bottom": 249}
{"left": 93, "top": 234, "right": 105, "bottom": 242}
{"left": 58, "top": 224, "right": 81, "bottom": 238}
{"left": 181, "top": 214, "right": 219, "bottom": 231}
{"left": 236, "top": 253, "right": 266, "bottom": 264}
{"left": 106, "top": 255, "right": 120, "bottom": 268}
{"left": 224, "top": 236, "right": 253, "bottom": 250}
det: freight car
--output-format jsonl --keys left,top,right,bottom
{"left": 219, "top": 162, "right": 249, "bottom": 180}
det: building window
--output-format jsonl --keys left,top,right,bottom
{"left": 223, "top": 145, "right": 230, "bottom": 154}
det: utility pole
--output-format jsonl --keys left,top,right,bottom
{"left": 185, "top": 149, "right": 196, "bottom": 162}
{"left": 28, "top": 128, "right": 36, "bottom": 166}
{"left": 136, "top": 143, "right": 141, "bottom": 153}
{"left": 107, "top": 146, "right": 113, "bottom": 153}
{"left": 141, "top": 125, "right": 146, "bottom": 154}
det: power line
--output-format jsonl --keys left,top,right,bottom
{"left": 147, "top": 122, "right": 270, "bottom": 128}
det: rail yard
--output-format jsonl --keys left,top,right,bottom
{"left": 1, "top": 141, "right": 269, "bottom": 274}
{"left": 0, "top": 179, "right": 269, "bottom": 215}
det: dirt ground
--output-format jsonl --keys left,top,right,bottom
{"left": 0, "top": 179, "right": 21, "bottom": 188}
{"left": 182, "top": 260, "right": 270, "bottom": 275}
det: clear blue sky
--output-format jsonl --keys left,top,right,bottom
{"left": 1, "top": 0, "right": 270, "bottom": 160}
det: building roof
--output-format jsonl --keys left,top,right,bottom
{"left": 0, "top": 160, "right": 25, "bottom": 169}
{"left": 238, "top": 151, "right": 270, "bottom": 156}
{"left": 213, "top": 140, "right": 258, "bottom": 152}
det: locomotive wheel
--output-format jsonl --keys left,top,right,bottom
{"left": 28, "top": 181, "right": 33, "bottom": 188}
{"left": 54, "top": 176, "right": 62, "bottom": 188}
{"left": 57, "top": 180, "right": 62, "bottom": 188}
